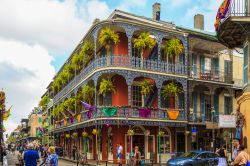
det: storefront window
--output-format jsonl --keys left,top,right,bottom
{"left": 87, "top": 137, "right": 93, "bottom": 153}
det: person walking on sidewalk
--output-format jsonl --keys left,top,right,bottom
{"left": 23, "top": 143, "right": 40, "bottom": 166}
{"left": 45, "top": 146, "right": 58, "bottom": 166}
{"left": 116, "top": 143, "right": 123, "bottom": 166}
{"left": 40, "top": 144, "right": 48, "bottom": 166}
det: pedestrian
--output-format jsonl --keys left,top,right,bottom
{"left": 40, "top": 144, "right": 49, "bottom": 166}
{"left": 116, "top": 143, "right": 123, "bottom": 166}
{"left": 231, "top": 144, "right": 250, "bottom": 166}
{"left": 23, "top": 143, "right": 40, "bottom": 166}
{"left": 130, "top": 146, "right": 141, "bottom": 166}
{"left": 17, "top": 149, "right": 24, "bottom": 166}
{"left": 232, "top": 139, "right": 240, "bottom": 161}
{"left": 45, "top": 146, "right": 58, "bottom": 166}
{"left": 72, "top": 145, "right": 77, "bottom": 160}
{"left": 216, "top": 145, "right": 228, "bottom": 166}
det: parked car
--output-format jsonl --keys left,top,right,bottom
{"left": 166, "top": 151, "right": 219, "bottom": 166}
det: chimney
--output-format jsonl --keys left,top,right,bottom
{"left": 194, "top": 14, "right": 204, "bottom": 30}
{"left": 153, "top": 3, "right": 160, "bottom": 21}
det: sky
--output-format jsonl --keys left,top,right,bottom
{"left": 0, "top": 0, "right": 224, "bottom": 135}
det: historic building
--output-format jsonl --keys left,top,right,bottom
{"left": 40, "top": 3, "right": 243, "bottom": 164}
{"left": 216, "top": 0, "right": 250, "bottom": 154}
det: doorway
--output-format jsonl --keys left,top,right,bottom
{"left": 132, "top": 135, "right": 145, "bottom": 156}
{"left": 176, "top": 132, "right": 185, "bottom": 153}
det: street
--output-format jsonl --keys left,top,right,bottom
{"left": 4, "top": 151, "right": 75, "bottom": 166}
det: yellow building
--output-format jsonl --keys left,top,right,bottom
{"left": 28, "top": 113, "right": 43, "bottom": 138}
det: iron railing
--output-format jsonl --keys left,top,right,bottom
{"left": 222, "top": 0, "right": 250, "bottom": 22}
{"left": 54, "top": 56, "right": 187, "bottom": 102}
{"left": 54, "top": 107, "right": 186, "bottom": 129}
{"left": 189, "top": 66, "right": 232, "bottom": 83}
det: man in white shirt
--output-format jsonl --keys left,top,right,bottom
{"left": 116, "top": 143, "right": 123, "bottom": 166}
{"left": 232, "top": 139, "right": 240, "bottom": 161}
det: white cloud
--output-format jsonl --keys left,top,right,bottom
{"left": 116, "top": 0, "right": 147, "bottom": 11}
{"left": 168, "top": 0, "right": 191, "bottom": 8}
{"left": 0, "top": 39, "right": 55, "bottom": 135}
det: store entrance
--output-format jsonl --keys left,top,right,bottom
{"left": 132, "top": 135, "right": 145, "bottom": 156}
{"left": 176, "top": 132, "right": 185, "bottom": 153}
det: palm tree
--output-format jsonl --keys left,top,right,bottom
{"left": 99, "top": 78, "right": 116, "bottom": 100}
{"left": 133, "top": 32, "right": 156, "bottom": 67}
{"left": 98, "top": 28, "right": 119, "bottom": 64}
{"left": 140, "top": 80, "right": 153, "bottom": 107}
{"left": 161, "top": 82, "right": 182, "bottom": 109}
{"left": 82, "top": 85, "right": 95, "bottom": 104}
{"left": 161, "top": 38, "right": 184, "bottom": 64}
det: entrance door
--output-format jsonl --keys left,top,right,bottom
{"left": 176, "top": 133, "right": 185, "bottom": 153}
{"left": 132, "top": 135, "right": 145, "bottom": 156}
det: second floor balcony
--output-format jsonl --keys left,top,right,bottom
{"left": 53, "top": 106, "right": 186, "bottom": 130}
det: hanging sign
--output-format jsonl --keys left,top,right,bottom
{"left": 219, "top": 115, "right": 236, "bottom": 128}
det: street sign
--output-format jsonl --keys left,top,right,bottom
{"left": 206, "top": 122, "right": 219, "bottom": 129}
{"left": 219, "top": 115, "right": 236, "bottom": 128}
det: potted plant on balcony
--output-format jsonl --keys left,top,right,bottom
{"left": 72, "top": 53, "right": 83, "bottom": 73}
{"left": 161, "top": 38, "right": 183, "bottom": 65}
{"left": 39, "top": 95, "right": 49, "bottom": 110}
{"left": 99, "top": 77, "right": 116, "bottom": 103}
{"left": 98, "top": 28, "right": 119, "bottom": 65}
{"left": 82, "top": 85, "right": 95, "bottom": 105}
{"left": 161, "top": 82, "right": 182, "bottom": 120}
{"left": 140, "top": 80, "right": 153, "bottom": 107}
{"left": 133, "top": 32, "right": 156, "bottom": 67}
{"left": 82, "top": 41, "right": 94, "bottom": 67}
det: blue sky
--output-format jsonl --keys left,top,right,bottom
{"left": 52, "top": 0, "right": 224, "bottom": 71}
{"left": 0, "top": 0, "right": 223, "bottom": 134}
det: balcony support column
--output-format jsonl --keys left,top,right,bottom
{"left": 126, "top": 74, "right": 133, "bottom": 106}
{"left": 120, "top": 24, "right": 138, "bottom": 57}
{"left": 156, "top": 79, "right": 163, "bottom": 110}
{"left": 93, "top": 27, "right": 101, "bottom": 59}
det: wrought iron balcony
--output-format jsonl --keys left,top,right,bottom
{"left": 189, "top": 66, "right": 233, "bottom": 84}
{"left": 54, "top": 56, "right": 187, "bottom": 102}
{"left": 54, "top": 106, "right": 186, "bottom": 129}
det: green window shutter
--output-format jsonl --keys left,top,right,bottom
{"left": 38, "top": 117, "right": 42, "bottom": 123}
{"left": 193, "top": 92, "right": 197, "bottom": 120}
{"left": 200, "top": 93, "right": 205, "bottom": 121}
{"left": 214, "top": 94, "right": 219, "bottom": 116}
{"left": 178, "top": 93, "right": 184, "bottom": 109}
{"left": 212, "top": 58, "right": 219, "bottom": 75}
{"left": 36, "top": 128, "right": 40, "bottom": 137}
{"left": 243, "top": 44, "right": 249, "bottom": 85}
{"left": 200, "top": 56, "right": 205, "bottom": 72}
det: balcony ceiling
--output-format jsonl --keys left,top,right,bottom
{"left": 217, "top": 17, "right": 250, "bottom": 48}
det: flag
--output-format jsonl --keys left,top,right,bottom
{"left": 60, "top": 111, "right": 67, "bottom": 118}
{"left": 3, "top": 106, "right": 11, "bottom": 121}
{"left": 65, "top": 110, "right": 75, "bottom": 118}
{"left": 80, "top": 101, "right": 96, "bottom": 111}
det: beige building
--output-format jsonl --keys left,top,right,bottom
{"left": 28, "top": 113, "right": 43, "bottom": 137}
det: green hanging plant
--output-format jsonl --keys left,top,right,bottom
{"left": 63, "top": 97, "right": 76, "bottom": 111}
{"left": 82, "top": 85, "right": 95, "bottom": 104}
{"left": 72, "top": 53, "right": 83, "bottom": 73}
{"left": 98, "top": 28, "right": 119, "bottom": 56}
{"left": 161, "top": 82, "right": 182, "bottom": 99}
{"left": 161, "top": 38, "right": 183, "bottom": 63}
{"left": 140, "top": 80, "right": 153, "bottom": 107}
{"left": 39, "top": 95, "right": 49, "bottom": 109}
{"left": 98, "top": 78, "right": 116, "bottom": 97}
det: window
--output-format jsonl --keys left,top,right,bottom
{"left": 243, "top": 44, "right": 249, "bottom": 85}
{"left": 132, "top": 85, "right": 142, "bottom": 107}
{"left": 204, "top": 57, "right": 211, "bottom": 71}
{"left": 104, "top": 92, "right": 112, "bottom": 106}
{"left": 224, "top": 96, "right": 232, "bottom": 115}
{"left": 38, "top": 117, "right": 42, "bottom": 123}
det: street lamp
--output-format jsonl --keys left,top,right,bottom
{"left": 211, "top": 106, "right": 215, "bottom": 151}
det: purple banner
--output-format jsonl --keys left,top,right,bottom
{"left": 138, "top": 108, "right": 151, "bottom": 118}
